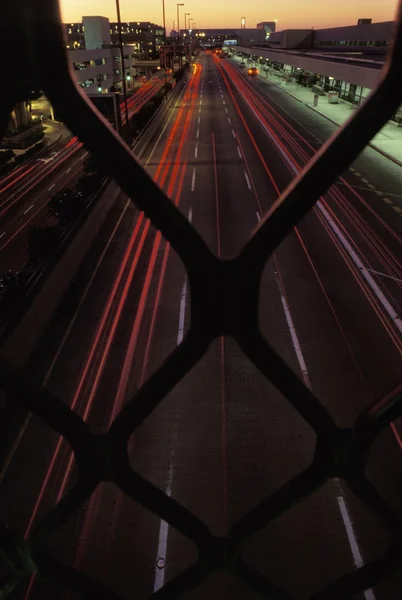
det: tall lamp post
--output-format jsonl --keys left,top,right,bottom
{"left": 184, "top": 12, "right": 190, "bottom": 32}
{"left": 161, "top": 0, "right": 168, "bottom": 86}
{"left": 177, "top": 3, "right": 184, "bottom": 68}
{"left": 115, "top": 0, "right": 129, "bottom": 134}
{"left": 188, "top": 17, "right": 194, "bottom": 61}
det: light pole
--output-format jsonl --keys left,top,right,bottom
{"left": 184, "top": 12, "right": 190, "bottom": 32}
{"left": 115, "top": 0, "right": 129, "bottom": 134}
{"left": 161, "top": 0, "right": 168, "bottom": 86}
{"left": 177, "top": 3, "right": 184, "bottom": 68}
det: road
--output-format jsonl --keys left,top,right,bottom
{"left": 0, "top": 74, "right": 167, "bottom": 273}
{"left": 0, "top": 52, "right": 401, "bottom": 600}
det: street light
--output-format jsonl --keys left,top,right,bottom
{"left": 184, "top": 12, "right": 190, "bottom": 32}
{"left": 161, "top": 0, "right": 168, "bottom": 86}
{"left": 177, "top": 3, "right": 184, "bottom": 68}
{"left": 115, "top": 0, "right": 129, "bottom": 134}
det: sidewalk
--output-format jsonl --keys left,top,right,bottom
{"left": 262, "top": 70, "right": 402, "bottom": 167}
{"left": 232, "top": 56, "right": 402, "bottom": 168}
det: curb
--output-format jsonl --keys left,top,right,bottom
{"left": 262, "top": 75, "right": 402, "bottom": 169}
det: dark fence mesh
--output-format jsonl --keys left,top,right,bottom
{"left": 1, "top": 0, "right": 402, "bottom": 598}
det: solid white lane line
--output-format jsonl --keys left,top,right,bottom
{"left": 244, "top": 92, "right": 402, "bottom": 336}
{"left": 318, "top": 202, "right": 402, "bottom": 336}
{"left": 48, "top": 184, "right": 55, "bottom": 191}
{"left": 24, "top": 204, "right": 34, "bottom": 214}
{"left": 232, "top": 129, "right": 236, "bottom": 138}
{"left": 364, "top": 268, "right": 402, "bottom": 284}
{"left": 191, "top": 168, "right": 196, "bottom": 191}
{"left": 237, "top": 146, "right": 242, "bottom": 159}
{"left": 337, "top": 497, "right": 376, "bottom": 600}
{"left": 196, "top": 128, "right": 200, "bottom": 139}
{"left": 243, "top": 171, "right": 252, "bottom": 191}
{"left": 194, "top": 144, "right": 198, "bottom": 159}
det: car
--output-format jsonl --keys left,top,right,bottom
{"left": 248, "top": 67, "right": 258, "bottom": 76}
{"left": 239, "top": 62, "right": 246, "bottom": 68}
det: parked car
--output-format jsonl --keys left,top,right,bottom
{"left": 239, "top": 62, "right": 246, "bottom": 68}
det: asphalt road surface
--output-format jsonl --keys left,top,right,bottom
{"left": 0, "top": 52, "right": 401, "bottom": 600}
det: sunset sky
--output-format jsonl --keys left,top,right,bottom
{"left": 60, "top": 0, "right": 397, "bottom": 32}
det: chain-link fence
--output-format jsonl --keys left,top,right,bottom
{"left": 1, "top": 0, "right": 402, "bottom": 598}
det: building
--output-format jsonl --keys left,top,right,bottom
{"left": 180, "top": 28, "right": 266, "bottom": 47}
{"left": 67, "top": 16, "right": 137, "bottom": 95}
{"left": 65, "top": 20, "right": 164, "bottom": 60}
{"left": 232, "top": 19, "right": 400, "bottom": 118}
{"left": 265, "top": 19, "right": 392, "bottom": 54}
{"left": 109, "top": 22, "right": 164, "bottom": 60}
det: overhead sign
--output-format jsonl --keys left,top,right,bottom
{"left": 223, "top": 39, "right": 238, "bottom": 46}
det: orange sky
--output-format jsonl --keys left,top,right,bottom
{"left": 60, "top": 0, "right": 397, "bottom": 32}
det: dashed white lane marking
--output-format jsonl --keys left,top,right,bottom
{"left": 259, "top": 203, "right": 383, "bottom": 584}
{"left": 194, "top": 144, "right": 198, "bottom": 159}
{"left": 191, "top": 167, "right": 196, "bottom": 191}
{"left": 24, "top": 204, "right": 34, "bottom": 214}
{"left": 228, "top": 117, "right": 231, "bottom": 124}
{"left": 66, "top": 168, "right": 71, "bottom": 173}
{"left": 198, "top": 116, "right": 201, "bottom": 124}
{"left": 199, "top": 107, "right": 201, "bottom": 113}
{"left": 196, "top": 128, "right": 200, "bottom": 139}
{"left": 200, "top": 99, "right": 202, "bottom": 105}
{"left": 237, "top": 146, "right": 242, "bottom": 159}
{"left": 232, "top": 129, "right": 236, "bottom": 138}
{"left": 48, "top": 184, "right": 55, "bottom": 191}
{"left": 0, "top": 232, "right": 5, "bottom": 239}
{"left": 361, "top": 177, "right": 370, "bottom": 184}
{"left": 222, "top": 100, "right": 226, "bottom": 105}
{"left": 393, "top": 205, "right": 402, "bottom": 214}
{"left": 152, "top": 205, "right": 192, "bottom": 591}
{"left": 224, "top": 107, "right": 228, "bottom": 114}
{"left": 383, "top": 198, "right": 393, "bottom": 204}
{"left": 243, "top": 171, "right": 252, "bottom": 191}
{"left": 153, "top": 459, "right": 174, "bottom": 592}
{"left": 337, "top": 497, "right": 376, "bottom": 600}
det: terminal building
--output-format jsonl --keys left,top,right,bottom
{"left": 231, "top": 18, "right": 401, "bottom": 122}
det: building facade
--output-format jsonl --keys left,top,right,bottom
{"left": 180, "top": 28, "right": 266, "bottom": 47}
{"left": 67, "top": 17, "right": 137, "bottom": 95}
{"left": 65, "top": 20, "right": 164, "bottom": 60}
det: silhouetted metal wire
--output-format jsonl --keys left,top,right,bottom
{"left": 0, "top": 0, "right": 401, "bottom": 598}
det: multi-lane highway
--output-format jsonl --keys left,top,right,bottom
{"left": 0, "top": 74, "right": 167, "bottom": 273}
{"left": 0, "top": 52, "right": 401, "bottom": 599}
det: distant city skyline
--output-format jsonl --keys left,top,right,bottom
{"left": 60, "top": 0, "right": 397, "bottom": 32}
